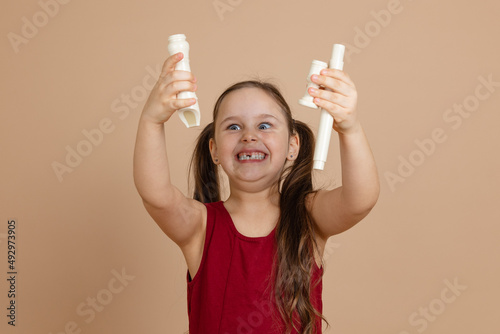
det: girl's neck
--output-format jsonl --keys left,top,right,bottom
{"left": 224, "top": 186, "right": 280, "bottom": 214}
{"left": 223, "top": 188, "right": 281, "bottom": 237}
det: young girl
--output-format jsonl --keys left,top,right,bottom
{"left": 133, "top": 52, "right": 379, "bottom": 334}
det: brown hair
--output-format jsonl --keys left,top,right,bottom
{"left": 189, "top": 80, "right": 328, "bottom": 333}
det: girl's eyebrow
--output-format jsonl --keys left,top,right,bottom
{"left": 220, "top": 113, "right": 280, "bottom": 125}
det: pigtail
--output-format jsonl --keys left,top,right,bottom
{"left": 189, "top": 122, "right": 220, "bottom": 203}
{"left": 274, "top": 120, "right": 328, "bottom": 334}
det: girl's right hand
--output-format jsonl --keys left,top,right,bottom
{"left": 140, "top": 52, "right": 198, "bottom": 124}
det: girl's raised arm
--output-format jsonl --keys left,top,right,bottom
{"left": 306, "top": 68, "right": 380, "bottom": 239}
{"left": 133, "top": 53, "right": 206, "bottom": 250}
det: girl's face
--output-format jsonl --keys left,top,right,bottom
{"left": 210, "top": 87, "right": 299, "bottom": 192}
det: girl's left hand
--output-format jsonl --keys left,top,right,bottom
{"left": 308, "top": 69, "right": 359, "bottom": 135}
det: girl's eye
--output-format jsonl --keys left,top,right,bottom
{"left": 228, "top": 124, "right": 241, "bottom": 130}
{"left": 258, "top": 123, "right": 271, "bottom": 130}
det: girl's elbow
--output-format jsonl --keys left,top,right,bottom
{"left": 354, "top": 191, "right": 379, "bottom": 219}
{"left": 367, "top": 179, "right": 381, "bottom": 210}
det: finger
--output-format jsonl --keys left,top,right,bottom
{"left": 320, "top": 68, "right": 355, "bottom": 87}
{"left": 312, "top": 74, "right": 353, "bottom": 97}
{"left": 159, "top": 52, "right": 184, "bottom": 79}
{"left": 169, "top": 97, "right": 197, "bottom": 111}
{"left": 157, "top": 70, "right": 196, "bottom": 95}
{"left": 312, "top": 97, "right": 347, "bottom": 119}
{"left": 308, "top": 88, "right": 351, "bottom": 108}
{"left": 165, "top": 80, "right": 197, "bottom": 97}
{"left": 158, "top": 68, "right": 197, "bottom": 92}
{"left": 168, "top": 69, "right": 197, "bottom": 83}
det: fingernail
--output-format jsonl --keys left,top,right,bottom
{"left": 309, "top": 87, "right": 317, "bottom": 93}
{"left": 311, "top": 75, "right": 318, "bottom": 81}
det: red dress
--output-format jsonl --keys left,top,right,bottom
{"left": 187, "top": 201, "right": 323, "bottom": 334}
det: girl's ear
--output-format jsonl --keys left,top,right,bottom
{"left": 209, "top": 138, "right": 219, "bottom": 164}
{"left": 287, "top": 133, "right": 300, "bottom": 161}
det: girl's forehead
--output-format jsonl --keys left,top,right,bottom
{"left": 216, "top": 87, "right": 285, "bottom": 121}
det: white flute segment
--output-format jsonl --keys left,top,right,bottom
{"left": 167, "top": 34, "right": 201, "bottom": 128}
{"left": 299, "top": 60, "right": 328, "bottom": 109}
{"left": 312, "top": 44, "right": 345, "bottom": 170}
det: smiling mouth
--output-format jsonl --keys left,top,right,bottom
{"left": 237, "top": 152, "right": 267, "bottom": 161}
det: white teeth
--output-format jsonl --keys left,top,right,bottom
{"left": 238, "top": 153, "right": 265, "bottom": 161}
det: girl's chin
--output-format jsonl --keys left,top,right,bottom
{"left": 227, "top": 168, "right": 282, "bottom": 186}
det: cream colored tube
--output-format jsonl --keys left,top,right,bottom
{"left": 299, "top": 60, "right": 328, "bottom": 109}
{"left": 167, "top": 34, "right": 200, "bottom": 128}
{"left": 313, "top": 44, "right": 345, "bottom": 170}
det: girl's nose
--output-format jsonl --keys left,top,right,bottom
{"left": 241, "top": 129, "right": 257, "bottom": 142}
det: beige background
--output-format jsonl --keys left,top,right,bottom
{"left": 1, "top": 0, "right": 499, "bottom": 333}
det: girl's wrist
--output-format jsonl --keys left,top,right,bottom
{"left": 338, "top": 121, "right": 362, "bottom": 137}
{"left": 139, "top": 113, "right": 166, "bottom": 128}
